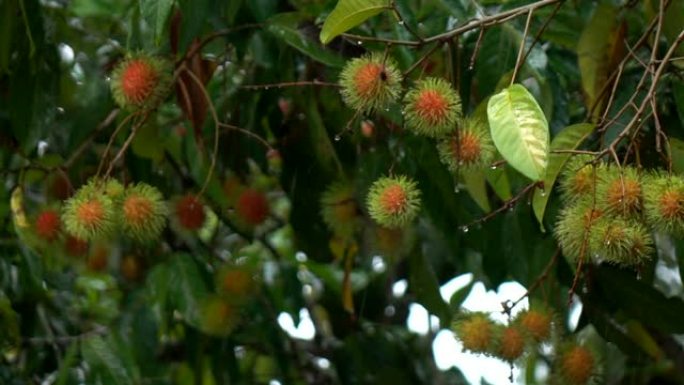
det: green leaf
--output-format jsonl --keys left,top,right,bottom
{"left": 462, "top": 170, "right": 490, "bottom": 212}
{"left": 168, "top": 253, "right": 210, "bottom": 328}
{"left": 669, "top": 137, "right": 684, "bottom": 175}
{"left": 140, "top": 0, "right": 173, "bottom": 46}
{"left": 82, "top": 336, "right": 134, "bottom": 385}
{"left": 267, "top": 12, "right": 346, "bottom": 67}
{"left": 319, "top": 0, "right": 390, "bottom": 44}
{"left": 409, "top": 251, "right": 450, "bottom": 325}
{"left": 487, "top": 84, "right": 550, "bottom": 181}
{"left": 449, "top": 281, "right": 474, "bottom": 312}
{"left": 532, "top": 123, "right": 594, "bottom": 231}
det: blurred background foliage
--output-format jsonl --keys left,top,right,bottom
{"left": 0, "top": 0, "right": 683, "bottom": 384}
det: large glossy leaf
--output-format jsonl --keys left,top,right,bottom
{"left": 409, "top": 251, "right": 450, "bottom": 325}
{"left": 140, "top": 0, "right": 173, "bottom": 45}
{"left": 268, "top": 13, "right": 345, "bottom": 67}
{"left": 532, "top": 123, "right": 594, "bottom": 231}
{"left": 487, "top": 84, "right": 550, "bottom": 181}
{"left": 82, "top": 336, "right": 135, "bottom": 385}
{"left": 462, "top": 170, "right": 491, "bottom": 213}
{"left": 319, "top": 0, "right": 390, "bottom": 44}
{"left": 168, "top": 253, "right": 210, "bottom": 328}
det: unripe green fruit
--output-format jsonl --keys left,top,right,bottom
{"left": 367, "top": 176, "right": 421, "bottom": 228}
{"left": 560, "top": 155, "right": 603, "bottom": 203}
{"left": 62, "top": 179, "right": 118, "bottom": 241}
{"left": 555, "top": 199, "right": 604, "bottom": 262}
{"left": 119, "top": 183, "right": 168, "bottom": 243}
{"left": 339, "top": 53, "right": 402, "bottom": 112}
{"left": 643, "top": 173, "right": 684, "bottom": 236}
{"left": 492, "top": 325, "right": 527, "bottom": 362}
{"left": 320, "top": 181, "right": 359, "bottom": 239}
{"left": 557, "top": 343, "right": 597, "bottom": 385}
{"left": 589, "top": 217, "right": 652, "bottom": 266}
{"left": 403, "top": 77, "right": 462, "bottom": 138}
{"left": 517, "top": 309, "right": 553, "bottom": 342}
{"left": 437, "top": 117, "right": 495, "bottom": 172}
{"left": 597, "top": 166, "right": 643, "bottom": 218}
{"left": 452, "top": 312, "right": 495, "bottom": 354}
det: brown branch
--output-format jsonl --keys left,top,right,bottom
{"left": 240, "top": 80, "right": 340, "bottom": 90}
{"left": 460, "top": 181, "right": 541, "bottom": 231}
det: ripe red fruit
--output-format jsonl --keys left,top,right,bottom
{"left": 110, "top": 55, "right": 172, "bottom": 110}
{"left": 35, "top": 209, "right": 61, "bottom": 242}
{"left": 175, "top": 194, "right": 206, "bottom": 231}
{"left": 236, "top": 189, "right": 269, "bottom": 226}
{"left": 64, "top": 235, "right": 88, "bottom": 257}
{"left": 361, "top": 120, "right": 375, "bottom": 138}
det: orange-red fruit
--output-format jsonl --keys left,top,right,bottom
{"left": 65, "top": 235, "right": 88, "bottom": 257}
{"left": 236, "top": 189, "right": 269, "bottom": 226}
{"left": 120, "top": 59, "right": 159, "bottom": 105}
{"left": 175, "top": 194, "right": 205, "bottom": 230}
{"left": 361, "top": 120, "right": 374, "bottom": 138}
{"left": 35, "top": 209, "right": 61, "bottom": 242}
{"left": 379, "top": 184, "right": 408, "bottom": 216}
{"left": 560, "top": 345, "right": 595, "bottom": 385}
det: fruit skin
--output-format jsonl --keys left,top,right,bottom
{"left": 403, "top": 77, "right": 462, "bottom": 138}
{"left": 437, "top": 117, "right": 495, "bottom": 172}
{"left": 199, "top": 295, "right": 239, "bottom": 337}
{"left": 320, "top": 181, "right": 359, "bottom": 239}
{"left": 588, "top": 216, "right": 653, "bottom": 266}
{"left": 560, "top": 155, "right": 603, "bottom": 203}
{"left": 643, "top": 173, "right": 684, "bottom": 236}
{"left": 452, "top": 312, "right": 496, "bottom": 354}
{"left": 62, "top": 180, "right": 118, "bottom": 241}
{"left": 556, "top": 343, "right": 598, "bottom": 385}
{"left": 597, "top": 166, "right": 643, "bottom": 218}
{"left": 339, "top": 52, "right": 402, "bottom": 112}
{"left": 64, "top": 235, "right": 89, "bottom": 257}
{"left": 516, "top": 309, "right": 553, "bottom": 343}
{"left": 216, "top": 265, "right": 256, "bottom": 301}
{"left": 173, "top": 194, "right": 206, "bottom": 231}
{"left": 555, "top": 199, "right": 604, "bottom": 262}
{"left": 119, "top": 183, "right": 168, "bottom": 243}
{"left": 110, "top": 54, "right": 173, "bottom": 110}
{"left": 236, "top": 188, "right": 270, "bottom": 226}
{"left": 366, "top": 176, "right": 421, "bottom": 228}
{"left": 491, "top": 324, "right": 527, "bottom": 362}
{"left": 34, "top": 208, "right": 62, "bottom": 242}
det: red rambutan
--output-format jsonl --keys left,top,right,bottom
{"left": 34, "top": 209, "right": 61, "bottom": 242}
{"left": 236, "top": 188, "right": 269, "bottom": 226}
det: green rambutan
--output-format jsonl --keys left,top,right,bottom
{"left": 597, "top": 166, "right": 642, "bottom": 217}
{"left": 452, "top": 312, "right": 496, "bottom": 354}
{"left": 555, "top": 199, "right": 604, "bottom": 262}
{"left": 320, "top": 181, "right": 359, "bottom": 239}
{"left": 339, "top": 53, "right": 402, "bottom": 112}
{"left": 589, "top": 217, "right": 653, "bottom": 266}
{"left": 34, "top": 208, "right": 62, "bottom": 242}
{"left": 120, "top": 183, "right": 168, "bottom": 243}
{"left": 199, "top": 295, "right": 240, "bottom": 337}
{"left": 492, "top": 324, "right": 527, "bottom": 362}
{"left": 62, "top": 180, "right": 117, "bottom": 241}
{"left": 173, "top": 194, "right": 206, "bottom": 231}
{"left": 110, "top": 54, "right": 173, "bottom": 110}
{"left": 556, "top": 343, "right": 599, "bottom": 385}
{"left": 367, "top": 175, "right": 421, "bottom": 228}
{"left": 437, "top": 117, "right": 495, "bottom": 172}
{"left": 560, "top": 155, "right": 602, "bottom": 203}
{"left": 216, "top": 265, "right": 256, "bottom": 300}
{"left": 236, "top": 188, "right": 270, "bottom": 226}
{"left": 643, "top": 173, "right": 684, "bottom": 236}
{"left": 403, "top": 77, "right": 462, "bottom": 138}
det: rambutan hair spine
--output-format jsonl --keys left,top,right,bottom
{"left": 62, "top": 179, "right": 119, "bottom": 241}
{"left": 437, "top": 117, "right": 495, "bottom": 172}
{"left": 339, "top": 52, "right": 402, "bottom": 113}
{"left": 366, "top": 175, "right": 421, "bottom": 229}
{"left": 403, "top": 77, "right": 462, "bottom": 138}
{"left": 643, "top": 172, "right": 684, "bottom": 236}
{"left": 119, "top": 183, "right": 168, "bottom": 244}
{"left": 451, "top": 312, "right": 497, "bottom": 355}
{"left": 110, "top": 53, "right": 173, "bottom": 111}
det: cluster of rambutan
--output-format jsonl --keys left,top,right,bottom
{"left": 554, "top": 156, "right": 684, "bottom": 267}
{"left": 339, "top": 53, "right": 496, "bottom": 173}
{"left": 453, "top": 309, "right": 599, "bottom": 384}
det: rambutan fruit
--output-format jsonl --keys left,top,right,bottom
{"left": 216, "top": 265, "right": 256, "bottom": 300}
{"left": 173, "top": 194, "right": 206, "bottom": 231}
{"left": 555, "top": 199, "right": 604, "bottom": 262}
{"left": 64, "top": 235, "right": 89, "bottom": 257}
{"left": 361, "top": 120, "right": 375, "bottom": 138}
{"left": 589, "top": 217, "right": 652, "bottom": 266}
{"left": 597, "top": 166, "right": 642, "bottom": 217}
{"left": 34, "top": 208, "right": 61, "bottom": 242}
{"left": 339, "top": 53, "right": 402, "bottom": 112}
{"left": 403, "top": 77, "right": 462, "bottom": 138}
{"left": 110, "top": 54, "right": 173, "bottom": 110}
{"left": 320, "top": 181, "right": 359, "bottom": 239}
{"left": 87, "top": 243, "right": 109, "bottom": 272}
{"left": 643, "top": 173, "right": 684, "bottom": 236}
{"left": 452, "top": 312, "right": 496, "bottom": 354}
{"left": 492, "top": 325, "right": 527, "bottom": 362}
{"left": 557, "top": 343, "right": 598, "bottom": 385}
{"left": 516, "top": 308, "right": 553, "bottom": 343}
{"left": 62, "top": 181, "right": 117, "bottom": 241}
{"left": 120, "top": 255, "right": 143, "bottom": 281}
{"left": 367, "top": 175, "right": 421, "bottom": 228}
{"left": 199, "top": 295, "right": 239, "bottom": 337}
{"left": 236, "top": 188, "right": 270, "bottom": 226}
{"left": 560, "top": 155, "right": 602, "bottom": 203}
{"left": 119, "top": 183, "right": 167, "bottom": 243}
{"left": 437, "top": 117, "right": 495, "bottom": 172}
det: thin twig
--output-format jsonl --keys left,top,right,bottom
{"left": 511, "top": 10, "right": 534, "bottom": 86}
{"left": 240, "top": 80, "right": 340, "bottom": 90}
